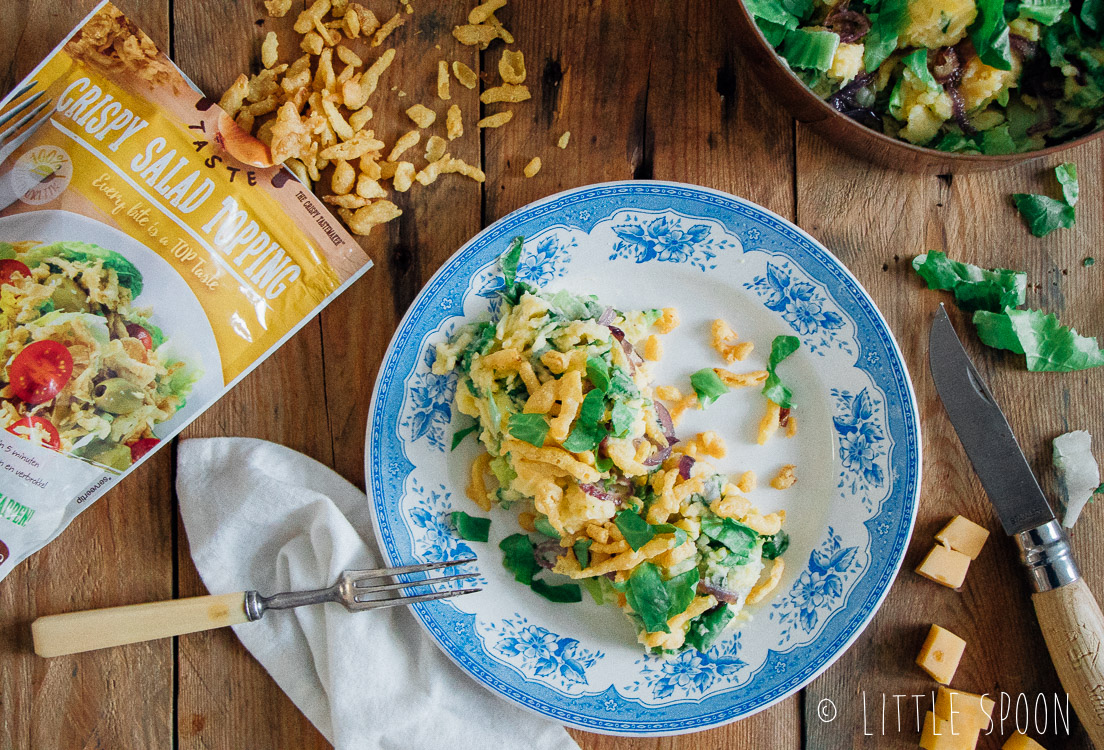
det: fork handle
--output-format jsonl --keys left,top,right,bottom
{"left": 31, "top": 592, "right": 251, "bottom": 657}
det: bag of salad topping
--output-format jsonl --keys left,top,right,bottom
{"left": 0, "top": 2, "right": 371, "bottom": 580}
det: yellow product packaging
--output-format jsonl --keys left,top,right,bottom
{"left": 0, "top": 3, "right": 371, "bottom": 579}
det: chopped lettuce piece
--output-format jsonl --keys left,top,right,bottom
{"left": 761, "top": 530, "right": 791, "bottom": 560}
{"left": 685, "top": 604, "right": 735, "bottom": 652}
{"left": 625, "top": 563, "right": 672, "bottom": 633}
{"left": 450, "top": 422, "right": 479, "bottom": 450}
{"left": 451, "top": 511, "right": 490, "bottom": 542}
{"left": 690, "top": 368, "right": 729, "bottom": 406}
{"left": 902, "top": 49, "right": 940, "bottom": 92}
{"left": 508, "top": 413, "right": 550, "bottom": 447}
{"left": 573, "top": 538, "right": 592, "bottom": 569}
{"left": 1056, "top": 162, "right": 1079, "bottom": 206}
{"left": 664, "top": 568, "right": 701, "bottom": 619}
{"left": 501, "top": 236, "right": 523, "bottom": 290}
{"left": 1053, "top": 430, "right": 1101, "bottom": 528}
{"left": 700, "top": 515, "right": 759, "bottom": 560}
{"left": 562, "top": 389, "right": 608, "bottom": 452}
{"left": 757, "top": 16, "right": 793, "bottom": 45}
{"left": 22, "top": 241, "right": 144, "bottom": 297}
{"left": 745, "top": 0, "right": 801, "bottom": 28}
{"left": 968, "top": 0, "right": 1014, "bottom": 70}
{"left": 615, "top": 509, "right": 656, "bottom": 551}
{"left": 586, "top": 355, "right": 611, "bottom": 391}
{"left": 1082, "top": 0, "right": 1104, "bottom": 31}
{"left": 500, "top": 533, "right": 541, "bottom": 584}
{"left": 534, "top": 516, "right": 559, "bottom": 538}
{"left": 911, "top": 251, "right": 1027, "bottom": 312}
{"left": 1019, "top": 0, "right": 1071, "bottom": 24}
{"left": 974, "top": 308, "right": 1104, "bottom": 371}
{"left": 530, "top": 578, "right": 582, "bottom": 603}
{"left": 780, "top": 28, "right": 841, "bottom": 72}
{"left": 762, "top": 335, "right": 800, "bottom": 408}
{"left": 981, "top": 125, "right": 1017, "bottom": 155}
{"left": 610, "top": 400, "right": 635, "bottom": 438}
{"left": 863, "top": 0, "right": 909, "bottom": 71}
{"left": 1012, "top": 193, "right": 1076, "bottom": 237}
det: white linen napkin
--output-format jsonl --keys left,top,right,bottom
{"left": 176, "top": 437, "right": 580, "bottom": 750}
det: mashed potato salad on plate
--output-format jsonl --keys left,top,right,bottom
{"left": 365, "top": 181, "right": 920, "bottom": 734}
{"left": 434, "top": 238, "right": 795, "bottom": 655}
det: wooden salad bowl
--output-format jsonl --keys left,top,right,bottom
{"left": 730, "top": 1, "right": 1104, "bottom": 173}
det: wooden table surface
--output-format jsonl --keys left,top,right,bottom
{"left": 2, "top": 1, "right": 1102, "bottom": 748}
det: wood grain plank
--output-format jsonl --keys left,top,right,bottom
{"left": 170, "top": 1, "right": 331, "bottom": 748}
{"left": 797, "top": 126, "right": 1104, "bottom": 748}
{"left": 0, "top": 3, "right": 174, "bottom": 750}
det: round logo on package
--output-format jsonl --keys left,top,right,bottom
{"left": 14, "top": 145, "right": 73, "bottom": 205}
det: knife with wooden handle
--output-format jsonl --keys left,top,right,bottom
{"left": 930, "top": 305, "right": 1104, "bottom": 748}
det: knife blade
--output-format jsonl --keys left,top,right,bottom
{"left": 929, "top": 305, "right": 1104, "bottom": 748}
{"left": 928, "top": 304, "right": 1054, "bottom": 535}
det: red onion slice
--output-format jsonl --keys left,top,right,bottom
{"left": 596, "top": 306, "right": 616, "bottom": 326}
{"left": 654, "top": 402, "right": 677, "bottom": 445}
{"left": 678, "top": 454, "right": 695, "bottom": 480}
{"left": 698, "top": 581, "right": 743, "bottom": 605}
{"left": 778, "top": 407, "right": 791, "bottom": 428}
{"left": 932, "top": 47, "right": 961, "bottom": 85}
{"left": 824, "top": 9, "right": 870, "bottom": 43}
{"left": 947, "top": 85, "right": 976, "bottom": 135}
{"left": 607, "top": 325, "right": 643, "bottom": 371}
{"left": 533, "top": 540, "right": 563, "bottom": 570}
{"left": 580, "top": 482, "right": 628, "bottom": 505}
{"left": 642, "top": 443, "right": 672, "bottom": 467}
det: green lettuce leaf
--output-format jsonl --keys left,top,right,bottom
{"left": 745, "top": 0, "right": 801, "bottom": 28}
{"left": 561, "top": 389, "right": 608, "bottom": 452}
{"left": 21, "top": 241, "right": 144, "bottom": 297}
{"left": 508, "top": 413, "right": 550, "bottom": 447}
{"left": 451, "top": 511, "right": 490, "bottom": 542}
{"left": 530, "top": 578, "right": 582, "bottom": 603}
{"left": 625, "top": 563, "right": 672, "bottom": 633}
{"left": 980, "top": 125, "right": 1017, "bottom": 155}
{"left": 685, "top": 604, "right": 735, "bottom": 652}
{"left": 902, "top": 49, "right": 940, "bottom": 91}
{"left": 534, "top": 516, "right": 559, "bottom": 538}
{"left": 586, "top": 355, "right": 611, "bottom": 391}
{"left": 450, "top": 422, "right": 479, "bottom": 450}
{"left": 573, "top": 538, "right": 592, "bottom": 569}
{"left": 1019, "top": 0, "right": 1071, "bottom": 24}
{"left": 1056, "top": 162, "right": 1079, "bottom": 206}
{"left": 690, "top": 368, "right": 729, "bottom": 406}
{"left": 614, "top": 509, "right": 656, "bottom": 551}
{"left": 863, "top": 0, "right": 909, "bottom": 71}
{"left": 664, "top": 568, "right": 701, "bottom": 619}
{"left": 700, "top": 515, "right": 759, "bottom": 561}
{"left": 762, "top": 335, "right": 801, "bottom": 408}
{"left": 1012, "top": 193, "right": 1076, "bottom": 237}
{"left": 500, "top": 534, "right": 541, "bottom": 584}
{"left": 968, "top": 0, "right": 1014, "bottom": 70}
{"left": 911, "top": 250, "right": 1027, "bottom": 312}
{"left": 974, "top": 308, "right": 1104, "bottom": 371}
{"left": 780, "top": 28, "right": 840, "bottom": 71}
{"left": 761, "top": 530, "right": 791, "bottom": 559}
{"left": 501, "top": 236, "right": 523, "bottom": 290}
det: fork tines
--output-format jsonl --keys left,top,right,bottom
{"left": 344, "top": 558, "right": 481, "bottom": 611}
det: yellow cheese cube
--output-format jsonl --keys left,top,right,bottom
{"left": 935, "top": 516, "right": 990, "bottom": 560}
{"left": 916, "top": 543, "right": 971, "bottom": 589}
{"left": 1003, "top": 732, "right": 1047, "bottom": 750}
{"left": 917, "top": 624, "right": 967, "bottom": 685}
{"left": 935, "top": 687, "right": 995, "bottom": 734}
{"left": 920, "top": 711, "right": 980, "bottom": 750}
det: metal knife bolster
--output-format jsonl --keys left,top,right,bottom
{"left": 1015, "top": 520, "right": 1081, "bottom": 592}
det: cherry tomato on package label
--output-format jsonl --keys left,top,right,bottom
{"left": 6, "top": 416, "right": 61, "bottom": 450}
{"left": 0, "top": 259, "right": 31, "bottom": 286}
{"left": 128, "top": 437, "right": 160, "bottom": 463}
{"left": 9, "top": 340, "right": 74, "bottom": 404}
{"left": 124, "top": 323, "right": 153, "bottom": 351}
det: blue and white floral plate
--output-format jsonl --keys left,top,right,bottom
{"left": 364, "top": 181, "right": 921, "bottom": 736}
